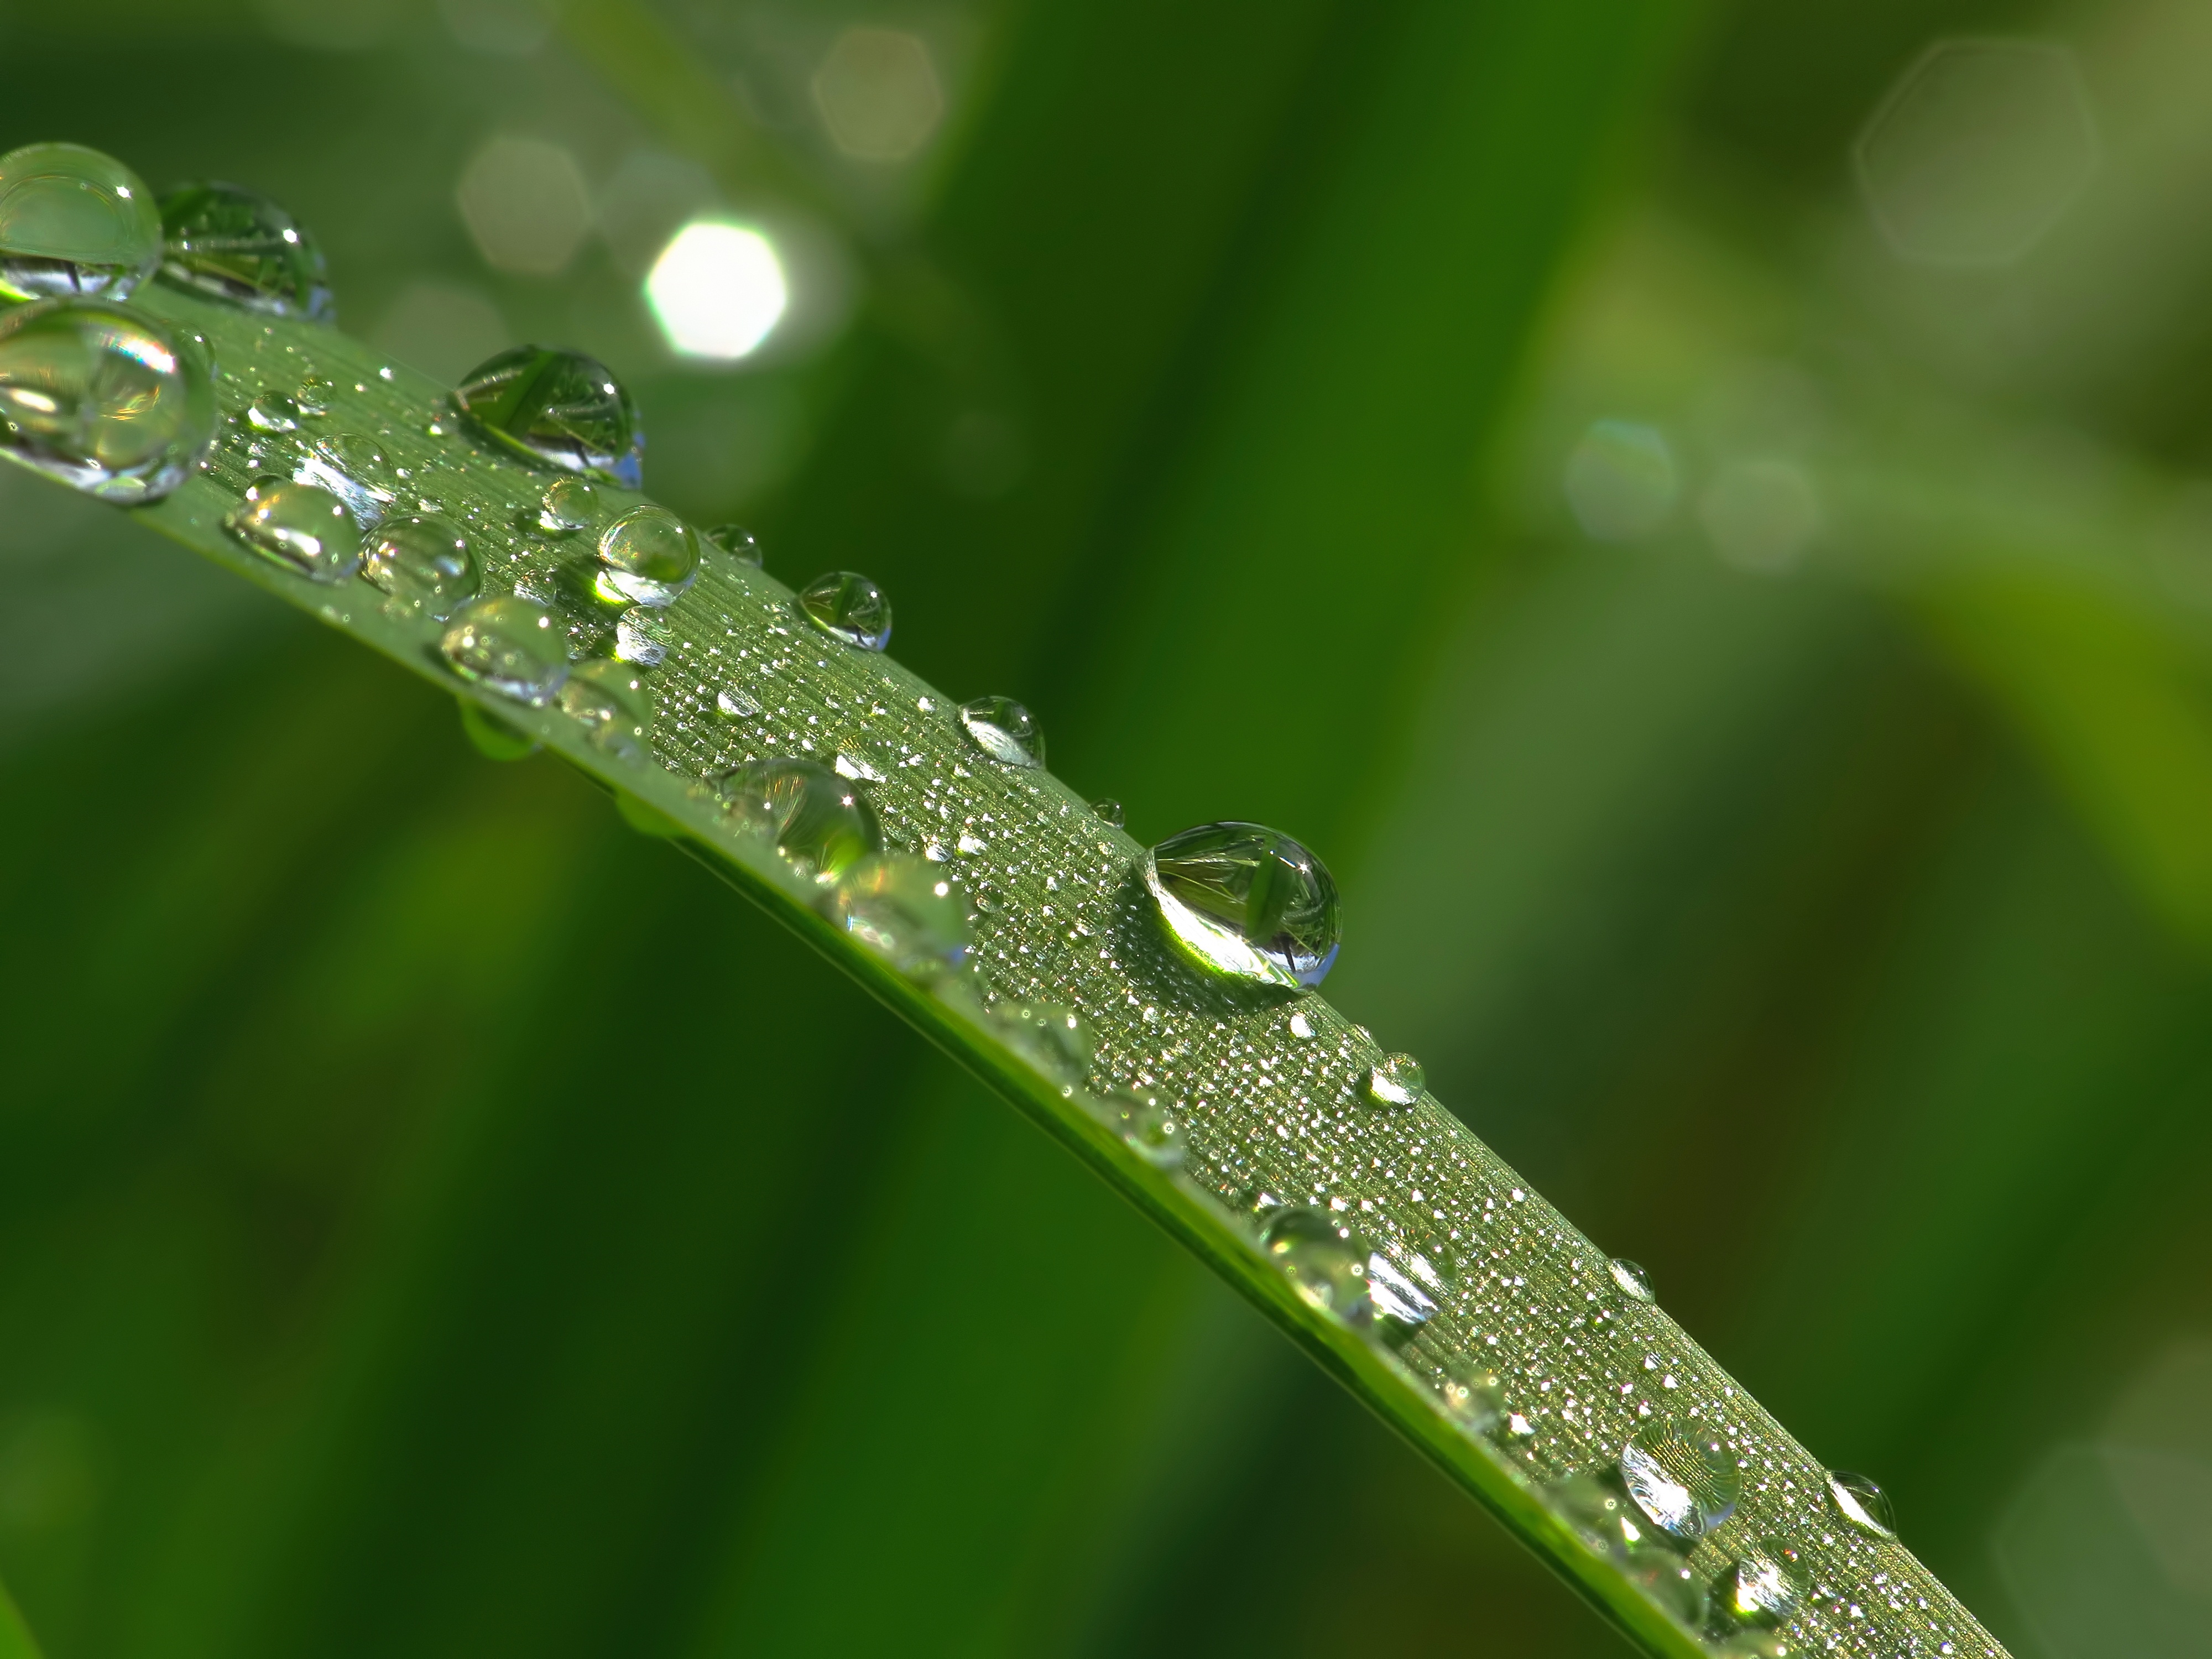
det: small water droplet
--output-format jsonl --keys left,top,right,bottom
{"left": 363, "top": 512, "right": 477, "bottom": 618}
{"left": 559, "top": 658, "right": 653, "bottom": 760}
{"left": 797, "top": 571, "right": 891, "bottom": 650}
{"left": 225, "top": 477, "right": 361, "bottom": 581}
{"left": 955, "top": 832, "right": 988, "bottom": 858}
{"left": 458, "top": 696, "right": 539, "bottom": 761}
{"left": 537, "top": 474, "right": 602, "bottom": 533}
{"left": 716, "top": 686, "right": 761, "bottom": 721}
{"left": 956, "top": 696, "right": 1045, "bottom": 768}
{"left": 1364, "top": 1250, "right": 1437, "bottom": 1340}
{"left": 1095, "top": 1086, "right": 1186, "bottom": 1167}
{"left": 0, "top": 143, "right": 161, "bottom": 300}
{"left": 833, "top": 750, "right": 886, "bottom": 783}
{"left": 453, "top": 343, "right": 642, "bottom": 488}
{"left": 156, "top": 181, "right": 332, "bottom": 320}
{"left": 291, "top": 374, "right": 333, "bottom": 419}
{"left": 1826, "top": 1469, "right": 1896, "bottom": 1538}
{"left": 614, "top": 605, "right": 674, "bottom": 666}
{"left": 247, "top": 392, "right": 300, "bottom": 432}
{"left": 1722, "top": 1537, "right": 1808, "bottom": 1626}
{"left": 1609, "top": 1259, "right": 1656, "bottom": 1305}
{"left": 706, "top": 523, "right": 762, "bottom": 566}
{"left": 439, "top": 594, "right": 568, "bottom": 705}
{"left": 1619, "top": 1418, "right": 1741, "bottom": 1541}
{"left": 714, "top": 757, "right": 881, "bottom": 885}
{"left": 1437, "top": 1358, "right": 1503, "bottom": 1431}
{"left": 295, "top": 428, "right": 394, "bottom": 525}
{"left": 1260, "top": 1206, "right": 1374, "bottom": 1323}
{"left": 830, "top": 853, "right": 970, "bottom": 979}
{"left": 1547, "top": 1472, "right": 1641, "bottom": 1553}
{"left": 1144, "top": 821, "right": 1340, "bottom": 989}
{"left": 1367, "top": 1052, "right": 1423, "bottom": 1107}
{"left": 986, "top": 1001, "right": 1094, "bottom": 1089}
{"left": 1625, "top": 1547, "right": 1709, "bottom": 1629}
{"left": 593, "top": 504, "right": 698, "bottom": 606}
{"left": 0, "top": 298, "right": 216, "bottom": 503}
{"left": 1288, "top": 1010, "right": 1316, "bottom": 1040}
{"left": 1089, "top": 798, "right": 1124, "bottom": 829}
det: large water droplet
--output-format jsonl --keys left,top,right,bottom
{"left": 453, "top": 344, "right": 642, "bottom": 488}
{"left": 716, "top": 686, "right": 761, "bottom": 721}
{"left": 1610, "top": 1259, "right": 1656, "bottom": 1305}
{"left": 1260, "top": 1207, "right": 1372, "bottom": 1322}
{"left": 957, "top": 696, "right": 1045, "bottom": 768}
{"left": 1363, "top": 1250, "right": 1437, "bottom": 1341}
{"left": 156, "top": 181, "right": 332, "bottom": 320}
{"left": 715, "top": 758, "right": 881, "bottom": 886}
{"left": 1619, "top": 1418, "right": 1741, "bottom": 1541}
{"left": 706, "top": 523, "right": 762, "bottom": 566}
{"left": 1827, "top": 1469, "right": 1896, "bottom": 1538}
{"left": 0, "top": 298, "right": 215, "bottom": 503}
{"left": 1097, "top": 1086, "right": 1185, "bottom": 1167}
{"left": 1367, "top": 1052, "right": 1423, "bottom": 1107}
{"left": 363, "top": 512, "right": 477, "bottom": 617}
{"left": 1144, "top": 822, "right": 1340, "bottom": 989}
{"left": 0, "top": 143, "right": 161, "bottom": 300}
{"left": 830, "top": 853, "right": 970, "bottom": 979}
{"left": 986, "top": 1001, "right": 1095, "bottom": 1091}
{"left": 225, "top": 477, "right": 361, "bottom": 582}
{"left": 1547, "top": 1472, "right": 1642, "bottom": 1553}
{"left": 797, "top": 571, "right": 891, "bottom": 650}
{"left": 614, "top": 605, "right": 674, "bottom": 667}
{"left": 440, "top": 594, "right": 568, "bottom": 705}
{"left": 295, "top": 428, "right": 394, "bottom": 525}
{"left": 1722, "top": 1537, "right": 1808, "bottom": 1626}
{"left": 1625, "top": 1547, "right": 1709, "bottom": 1629}
{"left": 1437, "top": 1358, "right": 1504, "bottom": 1431}
{"left": 596, "top": 504, "right": 698, "bottom": 606}
{"left": 559, "top": 658, "right": 653, "bottom": 760}
{"left": 537, "top": 474, "right": 602, "bottom": 533}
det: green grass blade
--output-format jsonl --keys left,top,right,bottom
{"left": 0, "top": 1578, "right": 44, "bottom": 1659}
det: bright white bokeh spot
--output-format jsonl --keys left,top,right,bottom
{"left": 645, "top": 221, "right": 788, "bottom": 361}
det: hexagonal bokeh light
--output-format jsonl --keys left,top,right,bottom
{"left": 644, "top": 221, "right": 789, "bottom": 361}
{"left": 1855, "top": 39, "right": 2099, "bottom": 268}
{"left": 811, "top": 27, "right": 945, "bottom": 162}
{"left": 455, "top": 136, "right": 592, "bottom": 276}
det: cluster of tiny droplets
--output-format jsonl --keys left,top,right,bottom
{"left": 178, "top": 306, "right": 2006, "bottom": 1659}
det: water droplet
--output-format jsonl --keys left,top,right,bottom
{"left": 1367, "top": 1052, "right": 1423, "bottom": 1107}
{"left": 363, "top": 512, "right": 477, "bottom": 618}
{"left": 1260, "top": 1207, "right": 1372, "bottom": 1321}
{"left": 225, "top": 477, "right": 361, "bottom": 581}
{"left": 458, "top": 697, "right": 539, "bottom": 761}
{"left": 985, "top": 1001, "right": 1094, "bottom": 1090}
{"left": 291, "top": 374, "right": 333, "bottom": 419}
{"left": 1625, "top": 1547, "right": 1709, "bottom": 1629}
{"left": 1098, "top": 1086, "right": 1186, "bottom": 1167}
{"left": 1090, "top": 798, "right": 1124, "bottom": 829}
{"left": 0, "top": 143, "right": 161, "bottom": 300}
{"left": 595, "top": 504, "right": 697, "bottom": 606}
{"left": 714, "top": 758, "right": 881, "bottom": 885}
{"left": 1619, "top": 1418, "right": 1741, "bottom": 1541}
{"left": 706, "top": 523, "right": 762, "bottom": 566}
{"left": 830, "top": 853, "right": 970, "bottom": 979}
{"left": 954, "top": 695, "right": 1045, "bottom": 768}
{"left": 295, "top": 428, "right": 394, "bottom": 525}
{"left": 439, "top": 594, "right": 568, "bottom": 705}
{"left": 1363, "top": 1250, "right": 1437, "bottom": 1340}
{"left": 1437, "top": 1358, "right": 1504, "bottom": 1431}
{"left": 1547, "top": 1473, "right": 1641, "bottom": 1553}
{"left": 453, "top": 344, "right": 642, "bottom": 488}
{"left": 1609, "top": 1259, "right": 1656, "bottom": 1305}
{"left": 833, "top": 750, "right": 886, "bottom": 783}
{"left": 797, "top": 571, "right": 891, "bottom": 650}
{"left": 247, "top": 392, "right": 300, "bottom": 432}
{"left": 559, "top": 658, "right": 653, "bottom": 760}
{"left": 614, "top": 605, "right": 674, "bottom": 667}
{"left": 1144, "top": 822, "right": 1341, "bottom": 989}
{"left": 716, "top": 686, "right": 761, "bottom": 721}
{"left": 1722, "top": 1537, "right": 1808, "bottom": 1626}
{"left": 955, "top": 832, "right": 987, "bottom": 858}
{"left": 1826, "top": 1469, "right": 1896, "bottom": 1538}
{"left": 1288, "top": 1010, "right": 1316, "bottom": 1040}
{"left": 0, "top": 298, "right": 216, "bottom": 503}
{"left": 156, "top": 181, "right": 332, "bottom": 320}
{"left": 537, "top": 474, "right": 602, "bottom": 533}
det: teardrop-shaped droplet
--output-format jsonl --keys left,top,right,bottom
{"left": 156, "top": 181, "right": 332, "bottom": 321}
{"left": 1827, "top": 1469, "right": 1896, "bottom": 1538}
{"left": 1609, "top": 1258, "right": 1656, "bottom": 1305}
{"left": 1363, "top": 1250, "right": 1437, "bottom": 1343}
{"left": 1090, "top": 798, "right": 1124, "bottom": 829}
{"left": 559, "top": 658, "right": 653, "bottom": 760}
{"left": 225, "top": 477, "right": 361, "bottom": 582}
{"left": 706, "top": 523, "right": 762, "bottom": 566}
{"left": 714, "top": 758, "right": 881, "bottom": 886}
{"left": 1144, "top": 821, "right": 1340, "bottom": 989}
{"left": 986, "top": 1001, "right": 1095, "bottom": 1091}
{"left": 716, "top": 685, "right": 761, "bottom": 721}
{"left": 0, "top": 298, "right": 215, "bottom": 503}
{"left": 1097, "top": 1086, "right": 1185, "bottom": 1167}
{"left": 1619, "top": 1418, "right": 1741, "bottom": 1541}
{"left": 1368, "top": 1052, "right": 1423, "bottom": 1107}
{"left": 797, "top": 571, "right": 892, "bottom": 650}
{"left": 247, "top": 392, "right": 300, "bottom": 432}
{"left": 614, "top": 604, "right": 674, "bottom": 667}
{"left": 830, "top": 853, "right": 970, "bottom": 979}
{"left": 538, "top": 474, "right": 602, "bottom": 533}
{"left": 1436, "top": 1358, "right": 1504, "bottom": 1432}
{"left": 363, "top": 512, "right": 477, "bottom": 618}
{"left": 453, "top": 344, "right": 642, "bottom": 488}
{"left": 1722, "top": 1537, "right": 1808, "bottom": 1626}
{"left": 440, "top": 594, "right": 568, "bottom": 705}
{"left": 596, "top": 504, "right": 697, "bottom": 606}
{"left": 957, "top": 696, "right": 1045, "bottom": 768}
{"left": 0, "top": 143, "right": 161, "bottom": 300}
{"left": 833, "top": 749, "right": 886, "bottom": 784}
{"left": 1260, "top": 1206, "right": 1373, "bottom": 1323}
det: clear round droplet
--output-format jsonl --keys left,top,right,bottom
{"left": 0, "top": 298, "right": 216, "bottom": 503}
{"left": 1610, "top": 1258, "right": 1656, "bottom": 1305}
{"left": 797, "top": 571, "right": 892, "bottom": 650}
{"left": 986, "top": 1001, "right": 1095, "bottom": 1090}
{"left": 439, "top": 594, "right": 568, "bottom": 705}
{"left": 1288, "top": 1010, "right": 1316, "bottom": 1040}
{"left": 1827, "top": 1469, "right": 1896, "bottom": 1538}
{"left": 1091, "top": 798, "right": 1124, "bottom": 829}
{"left": 538, "top": 474, "right": 602, "bottom": 533}
{"left": 0, "top": 143, "right": 161, "bottom": 301}
{"left": 957, "top": 696, "right": 1045, "bottom": 768}
{"left": 1259, "top": 1206, "right": 1372, "bottom": 1322}
{"left": 1368, "top": 1052, "right": 1423, "bottom": 1107}
{"left": 247, "top": 392, "right": 300, "bottom": 432}
{"left": 716, "top": 686, "right": 761, "bottom": 721}
{"left": 295, "top": 427, "right": 394, "bottom": 525}
{"left": 830, "top": 853, "right": 970, "bottom": 979}
{"left": 453, "top": 343, "right": 642, "bottom": 488}
{"left": 1144, "top": 821, "right": 1341, "bottom": 989}
{"left": 225, "top": 477, "right": 362, "bottom": 582}
{"left": 291, "top": 374, "right": 333, "bottom": 419}
{"left": 614, "top": 605, "right": 675, "bottom": 667}
{"left": 1436, "top": 1358, "right": 1504, "bottom": 1431}
{"left": 1619, "top": 1418, "right": 1741, "bottom": 1541}
{"left": 1547, "top": 1473, "right": 1639, "bottom": 1554}
{"left": 559, "top": 658, "right": 653, "bottom": 760}
{"left": 1363, "top": 1250, "right": 1437, "bottom": 1342}
{"left": 363, "top": 512, "right": 477, "bottom": 618}
{"left": 706, "top": 523, "right": 762, "bottom": 566}
{"left": 1723, "top": 1537, "right": 1808, "bottom": 1627}
{"left": 596, "top": 504, "right": 698, "bottom": 606}
{"left": 156, "top": 181, "right": 332, "bottom": 321}
{"left": 1098, "top": 1086, "right": 1185, "bottom": 1167}
{"left": 714, "top": 758, "right": 882, "bottom": 886}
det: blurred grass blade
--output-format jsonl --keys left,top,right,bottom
{"left": 0, "top": 1578, "right": 43, "bottom": 1659}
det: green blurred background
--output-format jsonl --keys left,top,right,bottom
{"left": 4, "top": 0, "right": 2212, "bottom": 1651}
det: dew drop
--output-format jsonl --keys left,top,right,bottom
{"left": 247, "top": 392, "right": 300, "bottom": 432}
{"left": 295, "top": 428, "right": 394, "bottom": 525}
{"left": 986, "top": 1001, "right": 1095, "bottom": 1090}
{"left": 830, "top": 853, "right": 970, "bottom": 979}
{"left": 706, "top": 523, "right": 762, "bottom": 566}
{"left": 0, "top": 143, "right": 161, "bottom": 300}
{"left": 1090, "top": 798, "right": 1124, "bottom": 829}
{"left": 225, "top": 477, "right": 361, "bottom": 582}
{"left": 1609, "top": 1259, "right": 1656, "bottom": 1305}
{"left": 537, "top": 474, "right": 602, "bottom": 533}
{"left": 0, "top": 298, "right": 216, "bottom": 503}
{"left": 956, "top": 696, "right": 1045, "bottom": 768}
{"left": 291, "top": 374, "right": 333, "bottom": 419}
{"left": 716, "top": 686, "right": 761, "bottom": 721}
{"left": 1437, "top": 1358, "right": 1504, "bottom": 1431}
{"left": 439, "top": 594, "right": 568, "bottom": 705}
{"left": 714, "top": 757, "right": 881, "bottom": 886}
{"left": 1260, "top": 1206, "right": 1372, "bottom": 1321}
{"left": 833, "top": 750, "right": 886, "bottom": 783}
{"left": 1722, "top": 1537, "right": 1808, "bottom": 1627}
{"left": 614, "top": 605, "right": 675, "bottom": 666}
{"left": 1363, "top": 1249, "right": 1437, "bottom": 1341}
{"left": 1144, "top": 821, "right": 1340, "bottom": 989}
{"left": 797, "top": 570, "right": 891, "bottom": 650}
{"left": 1619, "top": 1418, "right": 1741, "bottom": 1541}
{"left": 1367, "top": 1052, "right": 1424, "bottom": 1107}
{"left": 363, "top": 512, "right": 477, "bottom": 618}
{"left": 1288, "top": 1010, "right": 1316, "bottom": 1040}
{"left": 558, "top": 658, "right": 653, "bottom": 760}
{"left": 1827, "top": 1469, "right": 1896, "bottom": 1538}
{"left": 1625, "top": 1547, "right": 1709, "bottom": 1629}
{"left": 594, "top": 504, "right": 698, "bottom": 606}
{"left": 453, "top": 343, "right": 642, "bottom": 488}
{"left": 1097, "top": 1086, "right": 1186, "bottom": 1167}
{"left": 156, "top": 181, "right": 333, "bottom": 321}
